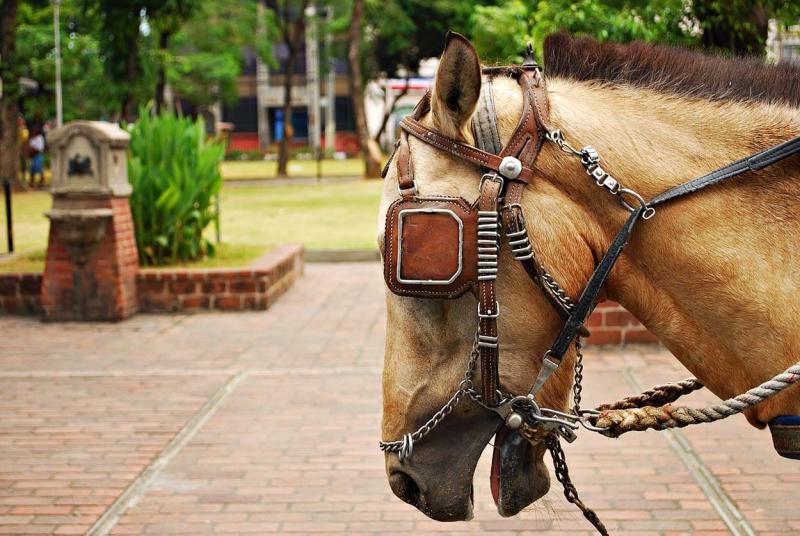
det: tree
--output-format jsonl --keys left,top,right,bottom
{"left": 16, "top": 0, "right": 116, "bottom": 123}
{"left": 471, "top": 0, "right": 695, "bottom": 63}
{"left": 150, "top": 0, "right": 197, "bottom": 113}
{"left": 0, "top": 0, "right": 22, "bottom": 188}
{"left": 348, "top": 0, "right": 381, "bottom": 178}
{"left": 264, "top": 0, "right": 308, "bottom": 178}
{"left": 362, "top": 0, "right": 478, "bottom": 145}
{"left": 469, "top": 0, "right": 800, "bottom": 62}
{"left": 168, "top": 0, "right": 261, "bottom": 110}
{"left": 94, "top": 0, "right": 156, "bottom": 122}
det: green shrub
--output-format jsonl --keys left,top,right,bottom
{"left": 128, "top": 107, "right": 224, "bottom": 266}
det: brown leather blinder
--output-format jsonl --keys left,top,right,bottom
{"left": 384, "top": 197, "right": 477, "bottom": 299}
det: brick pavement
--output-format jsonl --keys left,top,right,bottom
{"left": 0, "top": 263, "right": 797, "bottom": 535}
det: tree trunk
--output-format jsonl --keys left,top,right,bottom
{"left": 373, "top": 73, "right": 410, "bottom": 146}
{"left": 0, "top": 0, "right": 22, "bottom": 189}
{"left": 155, "top": 30, "right": 172, "bottom": 114}
{"left": 348, "top": 0, "right": 381, "bottom": 179}
{"left": 277, "top": 44, "right": 297, "bottom": 177}
{"left": 121, "top": 35, "right": 139, "bottom": 121}
{"left": 694, "top": 1, "right": 770, "bottom": 56}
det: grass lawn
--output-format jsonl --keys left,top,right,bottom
{"left": 0, "top": 181, "right": 382, "bottom": 273}
{"left": 220, "top": 158, "right": 364, "bottom": 180}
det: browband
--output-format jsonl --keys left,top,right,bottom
{"left": 399, "top": 117, "right": 539, "bottom": 184}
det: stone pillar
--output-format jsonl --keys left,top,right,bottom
{"left": 41, "top": 121, "right": 138, "bottom": 321}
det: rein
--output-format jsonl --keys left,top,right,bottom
{"left": 379, "top": 47, "right": 800, "bottom": 534}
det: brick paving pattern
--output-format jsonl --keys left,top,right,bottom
{"left": 0, "top": 263, "right": 796, "bottom": 535}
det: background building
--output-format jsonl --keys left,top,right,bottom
{"left": 768, "top": 21, "right": 800, "bottom": 63}
{"left": 223, "top": 42, "right": 358, "bottom": 155}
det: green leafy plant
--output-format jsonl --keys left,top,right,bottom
{"left": 128, "top": 106, "right": 224, "bottom": 266}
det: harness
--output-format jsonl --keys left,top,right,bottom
{"left": 380, "top": 47, "right": 800, "bottom": 534}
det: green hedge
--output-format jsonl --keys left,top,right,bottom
{"left": 128, "top": 108, "right": 224, "bottom": 266}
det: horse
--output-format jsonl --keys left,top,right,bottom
{"left": 378, "top": 32, "right": 800, "bottom": 522}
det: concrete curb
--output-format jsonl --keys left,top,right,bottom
{"left": 305, "top": 248, "right": 380, "bottom": 263}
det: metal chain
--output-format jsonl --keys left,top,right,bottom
{"left": 540, "top": 267, "right": 576, "bottom": 312}
{"left": 379, "top": 331, "right": 482, "bottom": 460}
{"left": 545, "top": 435, "right": 609, "bottom": 536}
{"left": 572, "top": 337, "right": 585, "bottom": 413}
{"left": 545, "top": 129, "right": 655, "bottom": 220}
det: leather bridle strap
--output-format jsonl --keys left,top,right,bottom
{"left": 476, "top": 176, "right": 503, "bottom": 406}
{"left": 496, "top": 68, "right": 581, "bottom": 324}
{"left": 650, "top": 135, "right": 800, "bottom": 207}
{"left": 399, "top": 117, "right": 539, "bottom": 183}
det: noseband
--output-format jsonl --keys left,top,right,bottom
{"left": 380, "top": 47, "right": 800, "bottom": 534}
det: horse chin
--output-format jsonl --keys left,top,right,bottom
{"left": 491, "top": 426, "right": 550, "bottom": 517}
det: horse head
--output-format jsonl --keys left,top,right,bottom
{"left": 377, "top": 32, "right": 584, "bottom": 520}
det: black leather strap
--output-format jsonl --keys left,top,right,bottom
{"left": 547, "top": 207, "right": 643, "bottom": 362}
{"left": 650, "top": 135, "right": 800, "bottom": 207}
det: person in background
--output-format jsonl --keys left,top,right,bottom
{"left": 27, "top": 125, "right": 45, "bottom": 188}
{"left": 18, "top": 116, "right": 29, "bottom": 183}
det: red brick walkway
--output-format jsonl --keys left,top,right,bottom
{"left": 0, "top": 263, "right": 796, "bottom": 535}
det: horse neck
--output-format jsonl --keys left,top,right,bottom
{"left": 534, "top": 79, "right": 800, "bottom": 425}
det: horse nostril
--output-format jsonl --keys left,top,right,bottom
{"left": 389, "top": 471, "right": 421, "bottom": 507}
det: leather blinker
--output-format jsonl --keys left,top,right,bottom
{"left": 384, "top": 196, "right": 478, "bottom": 299}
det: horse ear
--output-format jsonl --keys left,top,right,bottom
{"left": 431, "top": 31, "right": 481, "bottom": 140}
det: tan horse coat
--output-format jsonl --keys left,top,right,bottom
{"left": 379, "top": 33, "right": 800, "bottom": 520}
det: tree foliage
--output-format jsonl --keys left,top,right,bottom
{"left": 167, "top": 0, "right": 259, "bottom": 107}
{"left": 12, "top": 0, "right": 265, "bottom": 123}
{"left": 470, "top": 0, "right": 800, "bottom": 64}
{"left": 16, "top": 0, "right": 114, "bottom": 122}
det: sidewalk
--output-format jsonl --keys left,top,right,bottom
{"left": 0, "top": 263, "right": 796, "bottom": 535}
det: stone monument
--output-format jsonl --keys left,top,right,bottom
{"left": 41, "top": 121, "right": 139, "bottom": 320}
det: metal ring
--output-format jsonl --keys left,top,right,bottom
{"left": 398, "top": 433, "right": 414, "bottom": 462}
{"left": 397, "top": 183, "right": 418, "bottom": 197}
{"left": 617, "top": 187, "right": 653, "bottom": 216}
{"left": 578, "top": 416, "right": 608, "bottom": 433}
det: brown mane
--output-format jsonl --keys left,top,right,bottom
{"left": 543, "top": 33, "right": 800, "bottom": 108}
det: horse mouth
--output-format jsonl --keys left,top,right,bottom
{"left": 385, "top": 410, "right": 549, "bottom": 521}
{"left": 491, "top": 425, "right": 551, "bottom": 516}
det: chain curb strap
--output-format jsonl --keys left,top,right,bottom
{"left": 378, "top": 330, "right": 483, "bottom": 461}
{"left": 545, "top": 129, "right": 656, "bottom": 220}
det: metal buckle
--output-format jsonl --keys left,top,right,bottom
{"left": 477, "top": 301, "right": 500, "bottom": 318}
{"left": 479, "top": 172, "right": 504, "bottom": 192}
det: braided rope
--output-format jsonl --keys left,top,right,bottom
{"left": 595, "top": 378, "right": 704, "bottom": 411}
{"left": 590, "top": 363, "right": 800, "bottom": 438}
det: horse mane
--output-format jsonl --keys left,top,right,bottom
{"left": 543, "top": 33, "right": 800, "bottom": 108}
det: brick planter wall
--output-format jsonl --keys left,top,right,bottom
{"left": 0, "top": 251, "right": 658, "bottom": 348}
{"left": 137, "top": 245, "right": 304, "bottom": 313}
{"left": 0, "top": 273, "right": 43, "bottom": 315}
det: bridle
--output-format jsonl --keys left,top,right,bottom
{"left": 379, "top": 46, "right": 800, "bottom": 534}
